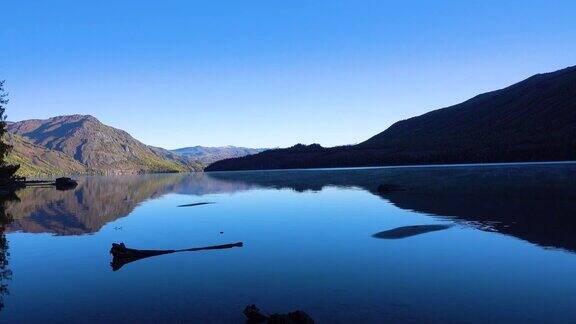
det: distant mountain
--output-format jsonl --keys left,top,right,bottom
{"left": 148, "top": 146, "right": 203, "bottom": 168}
{"left": 172, "top": 146, "right": 267, "bottom": 164}
{"left": 8, "top": 115, "right": 202, "bottom": 175}
{"left": 207, "top": 65, "right": 576, "bottom": 171}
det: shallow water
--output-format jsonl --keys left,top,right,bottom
{"left": 1, "top": 163, "right": 576, "bottom": 323}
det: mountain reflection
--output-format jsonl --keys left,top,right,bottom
{"left": 380, "top": 192, "right": 576, "bottom": 252}
{"left": 5, "top": 163, "right": 576, "bottom": 254}
{"left": 6, "top": 173, "right": 255, "bottom": 235}
{"left": 210, "top": 163, "right": 576, "bottom": 253}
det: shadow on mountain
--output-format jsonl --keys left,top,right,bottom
{"left": 210, "top": 163, "right": 576, "bottom": 253}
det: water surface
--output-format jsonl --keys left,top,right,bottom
{"left": 1, "top": 163, "right": 576, "bottom": 323}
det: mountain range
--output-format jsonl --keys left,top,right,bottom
{"left": 6, "top": 65, "right": 575, "bottom": 175}
{"left": 5, "top": 115, "right": 264, "bottom": 177}
{"left": 206, "top": 65, "right": 576, "bottom": 171}
{"left": 172, "top": 146, "right": 267, "bottom": 164}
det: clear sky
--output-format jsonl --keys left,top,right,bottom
{"left": 1, "top": 0, "right": 575, "bottom": 149}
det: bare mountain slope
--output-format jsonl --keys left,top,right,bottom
{"left": 8, "top": 115, "right": 201, "bottom": 174}
{"left": 5, "top": 133, "right": 88, "bottom": 177}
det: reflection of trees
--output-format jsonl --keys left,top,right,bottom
{"left": 0, "top": 192, "right": 17, "bottom": 312}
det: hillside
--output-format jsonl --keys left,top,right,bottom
{"left": 8, "top": 115, "right": 201, "bottom": 174}
{"left": 207, "top": 65, "right": 576, "bottom": 171}
{"left": 172, "top": 146, "right": 267, "bottom": 164}
{"left": 5, "top": 133, "right": 88, "bottom": 177}
{"left": 148, "top": 146, "right": 203, "bottom": 170}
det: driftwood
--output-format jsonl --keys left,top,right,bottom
{"left": 109, "top": 242, "right": 243, "bottom": 271}
{"left": 243, "top": 304, "right": 314, "bottom": 324}
{"left": 177, "top": 202, "right": 214, "bottom": 207}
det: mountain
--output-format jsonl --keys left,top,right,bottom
{"left": 172, "top": 146, "right": 267, "bottom": 164}
{"left": 207, "top": 65, "right": 576, "bottom": 171}
{"left": 148, "top": 146, "right": 203, "bottom": 169}
{"left": 8, "top": 115, "right": 202, "bottom": 174}
{"left": 5, "top": 133, "right": 88, "bottom": 177}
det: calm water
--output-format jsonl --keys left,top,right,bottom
{"left": 1, "top": 163, "right": 576, "bottom": 323}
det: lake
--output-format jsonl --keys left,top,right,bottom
{"left": 1, "top": 163, "right": 576, "bottom": 323}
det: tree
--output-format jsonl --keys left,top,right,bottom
{"left": 0, "top": 82, "right": 13, "bottom": 311}
{"left": 0, "top": 81, "right": 12, "bottom": 166}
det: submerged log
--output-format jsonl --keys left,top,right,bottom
{"left": 109, "top": 241, "right": 243, "bottom": 271}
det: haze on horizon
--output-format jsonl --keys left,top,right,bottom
{"left": 2, "top": 0, "right": 575, "bottom": 149}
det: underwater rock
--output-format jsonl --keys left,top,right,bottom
{"left": 55, "top": 177, "right": 78, "bottom": 190}
{"left": 243, "top": 305, "right": 314, "bottom": 324}
{"left": 373, "top": 224, "right": 452, "bottom": 239}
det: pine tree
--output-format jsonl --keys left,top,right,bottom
{"left": 0, "top": 81, "right": 12, "bottom": 166}
{"left": 0, "top": 82, "right": 13, "bottom": 309}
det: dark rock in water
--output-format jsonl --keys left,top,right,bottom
{"left": 243, "top": 305, "right": 314, "bottom": 324}
{"left": 268, "top": 310, "right": 314, "bottom": 324}
{"left": 177, "top": 202, "right": 214, "bottom": 207}
{"left": 243, "top": 304, "right": 268, "bottom": 323}
{"left": 55, "top": 177, "right": 78, "bottom": 191}
{"left": 377, "top": 184, "right": 406, "bottom": 194}
{"left": 373, "top": 224, "right": 452, "bottom": 239}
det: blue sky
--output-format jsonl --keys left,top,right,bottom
{"left": 1, "top": 0, "right": 575, "bottom": 149}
